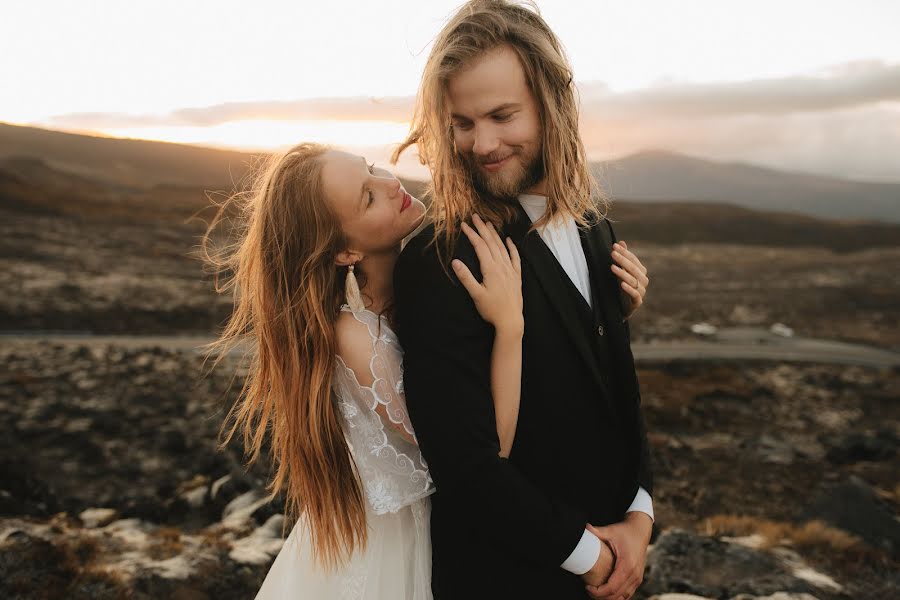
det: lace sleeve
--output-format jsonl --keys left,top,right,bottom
{"left": 332, "top": 306, "right": 434, "bottom": 514}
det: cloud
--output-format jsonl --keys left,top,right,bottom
{"left": 50, "top": 59, "right": 900, "bottom": 128}
{"left": 583, "top": 59, "right": 900, "bottom": 118}
{"left": 44, "top": 59, "right": 900, "bottom": 181}
{"left": 573, "top": 60, "right": 900, "bottom": 182}
{"left": 580, "top": 103, "right": 900, "bottom": 183}
{"left": 48, "top": 96, "right": 415, "bottom": 128}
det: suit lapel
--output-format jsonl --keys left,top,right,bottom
{"left": 580, "top": 217, "right": 622, "bottom": 328}
{"left": 582, "top": 218, "right": 642, "bottom": 410}
{"left": 505, "top": 204, "right": 612, "bottom": 401}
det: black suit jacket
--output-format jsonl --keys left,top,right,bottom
{"left": 394, "top": 203, "right": 653, "bottom": 599}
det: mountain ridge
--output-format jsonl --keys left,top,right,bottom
{"left": 2, "top": 122, "right": 898, "bottom": 223}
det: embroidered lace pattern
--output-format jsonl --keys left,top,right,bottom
{"left": 333, "top": 305, "right": 435, "bottom": 515}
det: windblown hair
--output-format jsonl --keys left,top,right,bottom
{"left": 392, "top": 0, "right": 607, "bottom": 265}
{"left": 199, "top": 142, "right": 367, "bottom": 570}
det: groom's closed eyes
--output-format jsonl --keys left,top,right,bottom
{"left": 451, "top": 102, "right": 522, "bottom": 130}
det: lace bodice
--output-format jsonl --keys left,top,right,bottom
{"left": 333, "top": 305, "right": 435, "bottom": 515}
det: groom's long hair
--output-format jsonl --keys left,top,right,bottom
{"left": 392, "top": 0, "right": 606, "bottom": 267}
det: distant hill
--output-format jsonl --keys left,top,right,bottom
{"left": 0, "top": 122, "right": 257, "bottom": 189}
{"left": 595, "top": 149, "right": 900, "bottom": 224}
{"left": 3, "top": 155, "right": 898, "bottom": 253}
{"left": 0, "top": 156, "right": 211, "bottom": 222}
{"left": 2, "top": 122, "right": 898, "bottom": 225}
{"left": 604, "top": 200, "right": 900, "bottom": 253}
{"left": 0, "top": 122, "right": 426, "bottom": 197}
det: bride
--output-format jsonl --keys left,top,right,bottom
{"left": 202, "top": 142, "right": 528, "bottom": 599}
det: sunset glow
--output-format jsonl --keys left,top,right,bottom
{"left": 2, "top": 0, "right": 899, "bottom": 181}
{"left": 100, "top": 119, "right": 412, "bottom": 152}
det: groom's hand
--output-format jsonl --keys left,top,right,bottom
{"left": 584, "top": 512, "right": 653, "bottom": 599}
{"left": 580, "top": 537, "right": 615, "bottom": 588}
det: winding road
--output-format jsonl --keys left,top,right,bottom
{"left": 3, "top": 327, "right": 898, "bottom": 368}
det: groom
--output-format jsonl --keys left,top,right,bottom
{"left": 393, "top": 1, "right": 654, "bottom": 598}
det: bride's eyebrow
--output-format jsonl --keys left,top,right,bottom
{"left": 357, "top": 157, "right": 369, "bottom": 210}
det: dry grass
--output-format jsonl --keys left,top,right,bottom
{"left": 147, "top": 526, "right": 185, "bottom": 560}
{"left": 198, "top": 528, "right": 232, "bottom": 551}
{"left": 702, "top": 514, "right": 893, "bottom": 571}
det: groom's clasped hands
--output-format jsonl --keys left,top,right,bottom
{"left": 582, "top": 512, "right": 654, "bottom": 600}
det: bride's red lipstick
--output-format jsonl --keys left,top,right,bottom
{"left": 400, "top": 190, "right": 412, "bottom": 212}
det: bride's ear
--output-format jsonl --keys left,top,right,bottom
{"left": 335, "top": 249, "right": 363, "bottom": 267}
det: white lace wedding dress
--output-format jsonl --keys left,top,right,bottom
{"left": 255, "top": 306, "right": 435, "bottom": 600}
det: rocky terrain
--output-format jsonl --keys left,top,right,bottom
{"left": 5, "top": 200, "right": 900, "bottom": 351}
{"left": 1, "top": 134, "right": 898, "bottom": 598}
{"left": 623, "top": 242, "right": 900, "bottom": 350}
{"left": 1, "top": 342, "right": 279, "bottom": 598}
{"left": 1, "top": 339, "right": 897, "bottom": 599}
{"left": 3, "top": 154, "right": 900, "bottom": 349}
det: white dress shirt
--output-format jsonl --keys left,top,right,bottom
{"left": 518, "top": 194, "right": 654, "bottom": 575}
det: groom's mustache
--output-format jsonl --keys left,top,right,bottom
{"left": 473, "top": 150, "right": 516, "bottom": 166}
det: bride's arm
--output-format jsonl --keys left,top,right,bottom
{"left": 490, "top": 322, "right": 523, "bottom": 458}
{"left": 452, "top": 214, "right": 524, "bottom": 458}
{"left": 335, "top": 311, "right": 418, "bottom": 445}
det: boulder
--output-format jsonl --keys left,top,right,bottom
{"left": 642, "top": 529, "right": 832, "bottom": 598}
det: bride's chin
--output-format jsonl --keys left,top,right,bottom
{"left": 407, "top": 204, "right": 427, "bottom": 229}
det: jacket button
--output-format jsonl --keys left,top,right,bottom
{"left": 597, "top": 324, "right": 605, "bottom": 336}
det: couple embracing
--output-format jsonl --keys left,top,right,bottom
{"left": 207, "top": 1, "right": 655, "bottom": 598}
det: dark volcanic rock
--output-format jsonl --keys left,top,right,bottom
{"left": 2, "top": 340, "right": 897, "bottom": 598}
{"left": 0, "top": 457, "right": 61, "bottom": 517}
{"left": 642, "top": 530, "right": 826, "bottom": 598}
{"left": 0, "top": 530, "right": 77, "bottom": 599}
{"left": 824, "top": 429, "right": 896, "bottom": 465}
{"left": 0, "top": 342, "right": 273, "bottom": 526}
{"left": 803, "top": 475, "right": 900, "bottom": 557}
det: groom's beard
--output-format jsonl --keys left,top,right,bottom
{"left": 462, "top": 145, "right": 545, "bottom": 200}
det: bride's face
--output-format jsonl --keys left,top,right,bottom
{"left": 321, "top": 150, "right": 426, "bottom": 258}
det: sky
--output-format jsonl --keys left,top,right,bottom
{"left": 2, "top": 0, "right": 900, "bottom": 181}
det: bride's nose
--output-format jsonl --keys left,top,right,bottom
{"left": 382, "top": 176, "right": 401, "bottom": 197}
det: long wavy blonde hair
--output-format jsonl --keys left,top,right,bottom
{"left": 392, "top": 0, "right": 607, "bottom": 265}
{"left": 200, "top": 142, "right": 368, "bottom": 570}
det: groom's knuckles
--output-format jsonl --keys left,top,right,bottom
{"left": 600, "top": 569, "right": 630, "bottom": 597}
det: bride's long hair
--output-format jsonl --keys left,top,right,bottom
{"left": 200, "top": 142, "right": 367, "bottom": 570}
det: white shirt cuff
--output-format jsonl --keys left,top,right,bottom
{"left": 625, "top": 486, "right": 654, "bottom": 522}
{"left": 560, "top": 528, "right": 601, "bottom": 575}
{"left": 560, "top": 487, "right": 653, "bottom": 575}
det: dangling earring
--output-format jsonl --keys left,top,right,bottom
{"left": 345, "top": 264, "right": 366, "bottom": 311}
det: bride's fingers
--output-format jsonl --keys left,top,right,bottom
{"left": 461, "top": 221, "right": 493, "bottom": 272}
{"left": 484, "top": 220, "right": 509, "bottom": 264}
{"left": 472, "top": 214, "right": 502, "bottom": 263}
{"left": 612, "top": 252, "right": 648, "bottom": 288}
{"left": 611, "top": 264, "right": 645, "bottom": 290}
{"left": 621, "top": 281, "right": 642, "bottom": 306}
{"left": 506, "top": 238, "right": 521, "bottom": 276}
{"left": 452, "top": 259, "right": 483, "bottom": 299}
{"left": 614, "top": 243, "right": 647, "bottom": 275}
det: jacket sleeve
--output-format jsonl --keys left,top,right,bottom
{"left": 604, "top": 219, "right": 654, "bottom": 497}
{"left": 394, "top": 234, "right": 587, "bottom": 568}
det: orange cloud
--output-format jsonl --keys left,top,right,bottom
{"left": 43, "top": 60, "right": 900, "bottom": 182}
